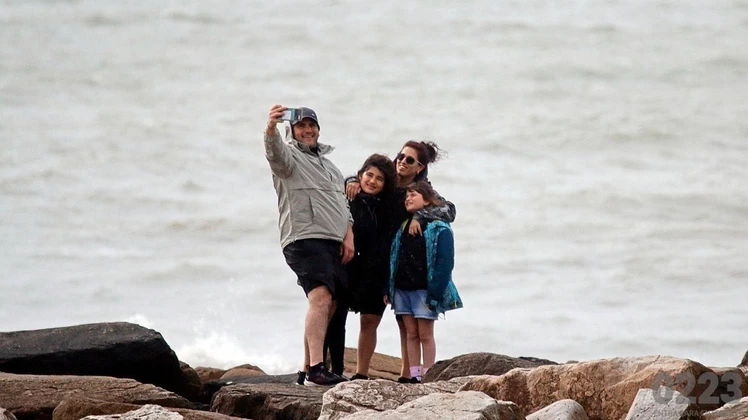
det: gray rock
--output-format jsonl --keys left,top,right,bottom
{"left": 0, "top": 322, "right": 200, "bottom": 401}
{"left": 82, "top": 405, "right": 183, "bottom": 419}
{"left": 52, "top": 396, "right": 243, "bottom": 420}
{"left": 624, "top": 388, "right": 701, "bottom": 420}
{"left": 211, "top": 382, "right": 326, "bottom": 420}
{"left": 423, "top": 352, "right": 557, "bottom": 382}
{"left": 343, "top": 391, "right": 524, "bottom": 420}
{"left": 526, "top": 399, "right": 589, "bottom": 420}
{"left": 0, "top": 408, "right": 18, "bottom": 420}
{"left": 703, "top": 396, "right": 748, "bottom": 420}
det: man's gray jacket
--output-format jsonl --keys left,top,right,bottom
{"left": 264, "top": 127, "right": 352, "bottom": 249}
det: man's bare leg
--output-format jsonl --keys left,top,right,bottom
{"left": 306, "top": 286, "right": 333, "bottom": 366}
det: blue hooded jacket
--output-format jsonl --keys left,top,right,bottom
{"left": 389, "top": 220, "right": 463, "bottom": 314}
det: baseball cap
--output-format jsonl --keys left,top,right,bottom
{"left": 291, "top": 107, "right": 320, "bottom": 129}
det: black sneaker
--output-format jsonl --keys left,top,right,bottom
{"left": 397, "top": 376, "right": 411, "bottom": 383}
{"left": 304, "top": 362, "right": 348, "bottom": 386}
{"left": 295, "top": 370, "right": 306, "bottom": 385}
{"left": 351, "top": 373, "right": 369, "bottom": 380}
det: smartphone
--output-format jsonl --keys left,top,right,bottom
{"left": 278, "top": 108, "right": 301, "bottom": 121}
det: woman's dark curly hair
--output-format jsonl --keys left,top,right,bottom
{"left": 356, "top": 153, "right": 398, "bottom": 197}
{"left": 398, "top": 140, "right": 444, "bottom": 182}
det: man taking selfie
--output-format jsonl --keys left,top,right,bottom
{"left": 263, "top": 104, "right": 354, "bottom": 386}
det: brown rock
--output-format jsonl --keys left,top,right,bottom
{"left": 343, "top": 348, "right": 401, "bottom": 381}
{"left": 458, "top": 356, "right": 748, "bottom": 420}
{"left": 211, "top": 382, "right": 327, "bottom": 420}
{"left": 740, "top": 351, "right": 748, "bottom": 367}
{"left": 0, "top": 372, "right": 191, "bottom": 420}
{"left": 52, "top": 396, "right": 243, "bottom": 420}
{"left": 194, "top": 367, "right": 227, "bottom": 384}
{"left": 703, "top": 396, "right": 748, "bottom": 420}
{"left": 423, "top": 352, "right": 558, "bottom": 383}
{"left": 221, "top": 364, "right": 266, "bottom": 380}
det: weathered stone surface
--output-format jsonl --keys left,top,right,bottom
{"left": 342, "top": 391, "right": 525, "bottom": 420}
{"left": 623, "top": 389, "right": 700, "bottom": 420}
{"left": 423, "top": 352, "right": 558, "bottom": 383}
{"left": 81, "top": 405, "right": 183, "bottom": 419}
{"left": 0, "top": 322, "right": 200, "bottom": 401}
{"left": 211, "top": 382, "right": 327, "bottom": 420}
{"left": 458, "top": 356, "right": 748, "bottom": 420}
{"left": 201, "top": 373, "right": 299, "bottom": 404}
{"left": 740, "top": 351, "right": 747, "bottom": 367}
{"left": 526, "top": 399, "right": 590, "bottom": 420}
{"left": 0, "top": 372, "right": 191, "bottom": 420}
{"left": 343, "top": 348, "right": 401, "bottom": 381}
{"left": 319, "top": 377, "right": 474, "bottom": 419}
{"left": 53, "top": 396, "right": 243, "bottom": 420}
{"left": 0, "top": 408, "right": 18, "bottom": 420}
{"left": 194, "top": 367, "right": 227, "bottom": 384}
{"left": 703, "top": 396, "right": 748, "bottom": 420}
{"left": 221, "top": 363, "right": 266, "bottom": 380}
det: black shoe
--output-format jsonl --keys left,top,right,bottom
{"left": 295, "top": 370, "right": 306, "bottom": 385}
{"left": 397, "top": 376, "right": 411, "bottom": 383}
{"left": 304, "top": 363, "right": 348, "bottom": 386}
{"left": 351, "top": 373, "right": 369, "bottom": 380}
{"left": 410, "top": 377, "right": 421, "bottom": 384}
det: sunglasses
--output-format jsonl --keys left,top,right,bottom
{"left": 396, "top": 153, "right": 423, "bottom": 166}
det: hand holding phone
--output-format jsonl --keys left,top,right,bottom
{"left": 278, "top": 108, "right": 301, "bottom": 121}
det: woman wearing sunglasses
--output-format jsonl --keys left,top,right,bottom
{"left": 345, "top": 140, "right": 456, "bottom": 382}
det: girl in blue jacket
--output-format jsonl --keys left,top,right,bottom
{"left": 385, "top": 181, "right": 462, "bottom": 382}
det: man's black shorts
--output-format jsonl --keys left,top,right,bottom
{"left": 282, "top": 238, "right": 347, "bottom": 298}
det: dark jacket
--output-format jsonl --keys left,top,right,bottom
{"left": 346, "top": 192, "right": 393, "bottom": 305}
{"left": 389, "top": 220, "right": 463, "bottom": 314}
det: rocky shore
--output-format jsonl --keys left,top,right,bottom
{"left": 1, "top": 322, "right": 746, "bottom": 420}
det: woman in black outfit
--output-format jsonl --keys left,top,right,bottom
{"left": 324, "top": 154, "right": 397, "bottom": 379}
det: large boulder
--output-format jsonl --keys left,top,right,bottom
{"left": 740, "top": 351, "right": 747, "bottom": 367}
{"left": 319, "top": 377, "right": 473, "bottom": 419}
{"left": 0, "top": 372, "right": 191, "bottom": 420}
{"left": 703, "top": 396, "right": 748, "bottom": 420}
{"left": 623, "top": 389, "right": 700, "bottom": 420}
{"left": 210, "top": 382, "right": 327, "bottom": 420}
{"left": 52, "top": 397, "right": 244, "bottom": 420}
{"left": 423, "top": 353, "right": 558, "bottom": 383}
{"left": 458, "top": 356, "right": 748, "bottom": 420}
{"left": 526, "top": 399, "right": 589, "bottom": 420}
{"left": 0, "top": 322, "right": 200, "bottom": 401}
{"left": 343, "top": 391, "right": 525, "bottom": 420}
